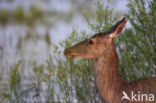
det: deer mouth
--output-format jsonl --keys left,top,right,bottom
{"left": 66, "top": 54, "right": 75, "bottom": 58}
{"left": 64, "top": 48, "right": 77, "bottom": 58}
{"left": 64, "top": 53, "right": 75, "bottom": 58}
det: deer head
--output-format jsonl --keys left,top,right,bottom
{"left": 64, "top": 17, "right": 127, "bottom": 59}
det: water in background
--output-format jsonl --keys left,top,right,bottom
{"left": 0, "top": 0, "right": 128, "bottom": 102}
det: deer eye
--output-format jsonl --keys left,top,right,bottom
{"left": 89, "top": 40, "right": 94, "bottom": 45}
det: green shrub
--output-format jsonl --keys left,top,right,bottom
{"left": 117, "top": 0, "right": 156, "bottom": 80}
{"left": 0, "top": 10, "right": 9, "bottom": 25}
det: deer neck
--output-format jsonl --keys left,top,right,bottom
{"left": 94, "top": 40, "right": 124, "bottom": 102}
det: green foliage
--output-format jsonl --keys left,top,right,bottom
{"left": 117, "top": 0, "right": 156, "bottom": 80}
{"left": 30, "top": 5, "right": 43, "bottom": 19}
{"left": 83, "top": 0, "right": 118, "bottom": 33}
{"left": 0, "top": 5, "right": 44, "bottom": 26}
{"left": 13, "top": 6, "right": 25, "bottom": 23}
{"left": 27, "top": 5, "right": 44, "bottom": 26}
{"left": 45, "top": 30, "right": 51, "bottom": 46}
{"left": 2, "top": 60, "right": 24, "bottom": 103}
{"left": 0, "top": 9, "right": 9, "bottom": 26}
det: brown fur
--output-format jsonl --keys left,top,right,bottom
{"left": 94, "top": 40, "right": 156, "bottom": 103}
{"left": 64, "top": 17, "right": 156, "bottom": 103}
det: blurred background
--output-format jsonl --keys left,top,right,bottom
{"left": 0, "top": 0, "right": 128, "bottom": 66}
{"left": 0, "top": 0, "right": 155, "bottom": 103}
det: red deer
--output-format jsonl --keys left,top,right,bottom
{"left": 64, "top": 17, "right": 156, "bottom": 103}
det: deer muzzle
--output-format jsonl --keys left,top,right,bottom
{"left": 64, "top": 40, "right": 94, "bottom": 59}
{"left": 64, "top": 48, "right": 75, "bottom": 58}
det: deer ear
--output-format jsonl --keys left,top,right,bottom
{"left": 107, "top": 17, "right": 127, "bottom": 38}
